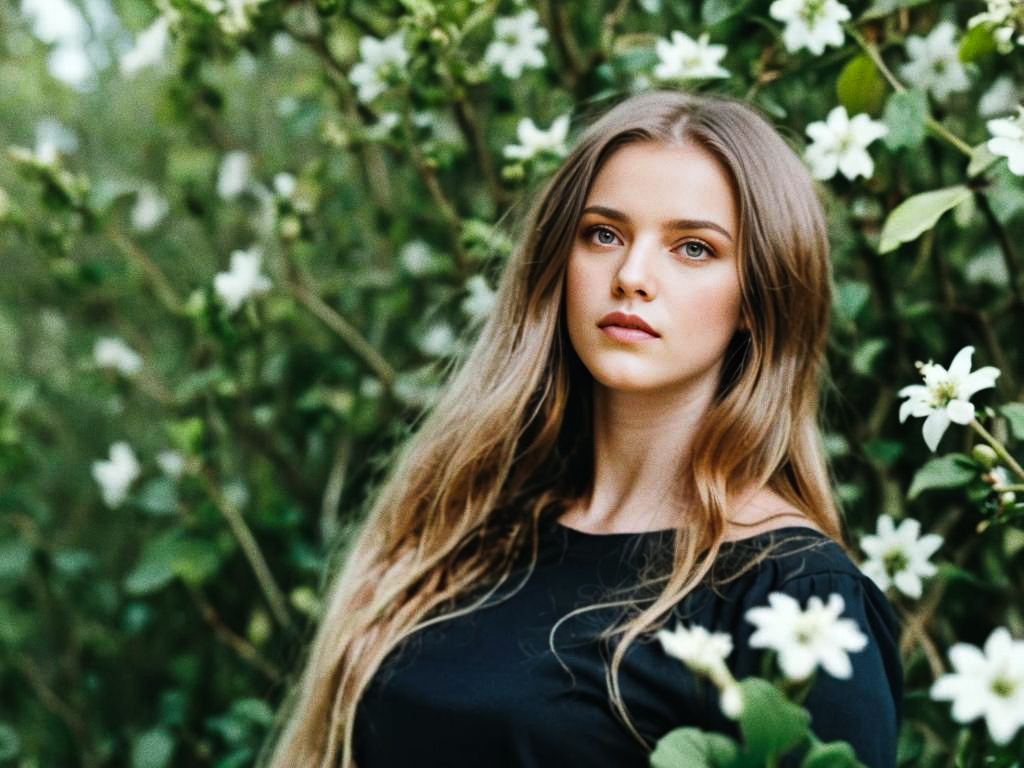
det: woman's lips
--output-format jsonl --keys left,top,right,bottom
{"left": 600, "top": 325, "right": 659, "bottom": 342}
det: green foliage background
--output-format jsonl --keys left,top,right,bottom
{"left": 0, "top": 0, "right": 1022, "bottom": 765}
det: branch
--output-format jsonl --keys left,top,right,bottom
{"left": 197, "top": 468, "right": 294, "bottom": 630}
{"left": 846, "top": 25, "right": 973, "bottom": 158}
{"left": 286, "top": 277, "right": 397, "bottom": 388}
{"left": 186, "top": 585, "right": 283, "bottom": 682}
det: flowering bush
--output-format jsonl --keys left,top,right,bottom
{"left": 0, "top": 0, "right": 1022, "bottom": 765}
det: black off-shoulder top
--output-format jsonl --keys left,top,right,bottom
{"left": 353, "top": 518, "right": 903, "bottom": 768}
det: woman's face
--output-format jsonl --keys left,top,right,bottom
{"left": 566, "top": 141, "right": 746, "bottom": 396}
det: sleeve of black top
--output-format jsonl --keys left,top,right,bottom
{"left": 731, "top": 570, "right": 904, "bottom": 768}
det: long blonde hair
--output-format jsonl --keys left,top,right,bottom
{"left": 259, "top": 89, "right": 845, "bottom": 767}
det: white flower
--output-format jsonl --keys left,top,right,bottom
{"left": 349, "top": 31, "right": 409, "bottom": 104}
{"left": 91, "top": 441, "right": 141, "bottom": 508}
{"left": 638, "top": 0, "right": 660, "bottom": 11}
{"left": 273, "top": 172, "right": 296, "bottom": 199}
{"left": 483, "top": 9, "right": 549, "bottom": 79}
{"left": 968, "top": 0, "right": 1024, "bottom": 54}
{"left": 213, "top": 246, "right": 273, "bottom": 313}
{"left": 93, "top": 337, "right": 143, "bottom": 376}
{"left": 131, "top": 185, "right": 169, "bottom": 232}
{"left": 156, "top": 449, "right": 186, "bottom": 479}
{"left": 657, "top": 622, "right": 744, "bottom": 719}
{"left": 658, "top": 622, "right": 733, "bottom": 675}
{"left": 503, "top": 115, "right": 570, "bottom": 161}
{"left": 769, "top": 0, "right": 852, "bottom": 55}
{"left": 419, "top": 323, "right": 457, "bottom": 357}
{"left": 987, "top": 105, "right": 1024, "bottom": 176}
{"left": 930, "top": 627, "right": 1024, "bottom": 745}
{"left": 217, "top": 150, "right": 251, "bottom": 199}
{"left": 898, "top": 22, "right": 970, "bottom": 103}
{"left": 980, "top": 76, "right": 1023, "bottom": 117}
{"left": 746, "top": 591, "right": 868, "bottom": 680}
{"left": 897, "top": 345, "right": 1000, "bottom": 452}
{"left": 859, "top": 515, "right": 943, "bottom": 599}
{"left": 218, "top": 0, "right": 267, "bottom": 36}
{"left": 653, "top": 30, "right": 730, "bottom": 80}
{"left": 120, "top": 15, "right": 170, "bottom": 76}
{"left": 399, "top": 239, "right": 434, "bottom": 275}
{"left": 804, "top": 105, "right": 888, "bottom": 181}
{"left": 462, "top": 275, "right": 497, "bottom": 323}
{"left": 34, "top": 118, "right": 78, "bottom": 165}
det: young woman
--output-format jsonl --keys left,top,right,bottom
{"left": 260, "top": 90, "right": 903, "bottom": 768}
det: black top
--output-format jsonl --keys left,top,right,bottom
{"left": 353, "top": 519, "right": 903, "bottom": 768}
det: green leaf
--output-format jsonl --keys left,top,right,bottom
{"left": 968, "top": 142, "right": 1000, "bottom": 178}
{"left": 132, "top": 728, "right": 175, "bottom": 768}
{"left": 908, "top": 454, "right": 977, "bottom": 499}
{"left": 701, "top": 0, "right": 750, "bottom": 25}
{"left": 836, "top": 54, "right": 886, "bottom": 116}
{"left": 124, "top": 531, "right": 181, "bottom": 596}
{"left": 0, "top": 540, "right": 32, "bottom": 581}
{"left": 651, "top": 727, "right": 740, "bottom": 768}
{"left": 879, "top": 185, "right": 972, "bottom": 254}
{"left": 834, "top": 280, "right": 871, "bottom": 325}
{"left": 137, "top": 477, "right": 180, "bottom": 517}
{"left": 738, "top": 678, "right": 809, "bottom": 760}
{"left": 801, "top": 739, "right": 866, "bottom": 768}
{"left": 999, "top": 403, "right": 1024, "bottom": 440}
{"left": 959, "top": 21, "right": 999, "bottom": 62}
{"left": 859, "top": 0, "right": 929, "bottom": 20}
{"left": 171, "top": 538, "right": 221, "bottom": 586}
{"left": 863, "top": 439, "right": 903, "bottom": 467}
{"left": 0, "top": 722, "right": 20, "bottom": 761}
{"left": 852, "top": 339, "right": 887, "bottom": 376}
{"left": 882, "top": 89, "right": 928, "bottom": 150}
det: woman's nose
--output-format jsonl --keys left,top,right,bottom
{"left": 612, "top": 237, "right": 658, "bottom": 299}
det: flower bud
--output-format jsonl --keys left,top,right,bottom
{"left": 972, "top": 444, "right": 999, "bottom": 469}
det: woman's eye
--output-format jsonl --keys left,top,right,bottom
{"left": 680, "top": 240, "right": 714, "bottom": 261}
{"left": 590, "top": 226, "right": 618, "bottom": 246}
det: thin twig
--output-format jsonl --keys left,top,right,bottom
{"left": 197, "top": 468, "right": 294, "bottom": 629}
{"left": 845, "top": 25, "right": 973, "bottom": 158}
{"left": 186, "top": 585, "right": 283, "bottom": 682}
{"left": 971, "top": 419, "right": 1024, "bottom": 479}
{"left": 286, "top": 278, "right": 396, "bottom": 388}
{"left": 107, "top": 226, "right": 184, "bottom": 314}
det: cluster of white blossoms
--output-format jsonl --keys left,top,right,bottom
{"left": 93, "top": 337, "right": 143, "bottom": 376}
{"left": 769, "top": 0, "right": 852, "bottom": 55}
{"left": 213, "top": 246, "right": 273, "bottom": 314}
{"left": 804, "top": 105, "right": 888, "bottom": 181}
{"left": 659, "top": 589, "right": 870, "bottom": 719}
{"left": 968, "top": 0, "right": 1024, "bottom": 54}
{"left": 217, "top": 150, "right": 252, "bottom": 200}
{"left": 653, "top": 30, "right": 729, "bottom": 81}
{"left": 483, "top": 9, "right": 548, "bottom": 78}
{"left": 120, "top": 15, "right": 172, "bottom": 77}
{"left": 418, "top": 322, "right": 458, "bottom": 358}
{"left": 897, "top": 345, "right": 1000, "bottom": 452}
{"left": 91, "top": 441, "right": 141, "bottom": 508}
{"left": 657, "top": 623, "right": 744, "bottom": 718}
{"left": 987, "top": 105, "right": 1024, "bottom": 177}
{"left": 349, "top": 31, "right": 409, "bottom": 104}
{"left": 931, "top": 626, "right": 1024, "bottom": 745}
{"left": 898, "top": 21, "right": 971, "bottom": 103}
{"left": 859, "top": 514, "right": 943, "bottom": 599}
{"left": 131, "top": 185, "right": 169, "bottom": 233}
{"left": 503, "top": 115, "right": 570, "bottom": 162}
{"left": 461, "top": 275, "right": 497, "bottom": 324}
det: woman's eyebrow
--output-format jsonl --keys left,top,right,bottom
{"left": 581, "top": 204, "right": 734, "bottom": 243}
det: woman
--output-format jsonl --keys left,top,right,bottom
{"left": 260, "top": 90, "right": 903, "bottom": 768}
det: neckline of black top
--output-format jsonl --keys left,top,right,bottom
{"left": 551, "top": 520, "right": 832, "bottom": 560}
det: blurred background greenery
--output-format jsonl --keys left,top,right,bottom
{"left": 0, "top": 0, "right": 1022, "bottom": 765}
